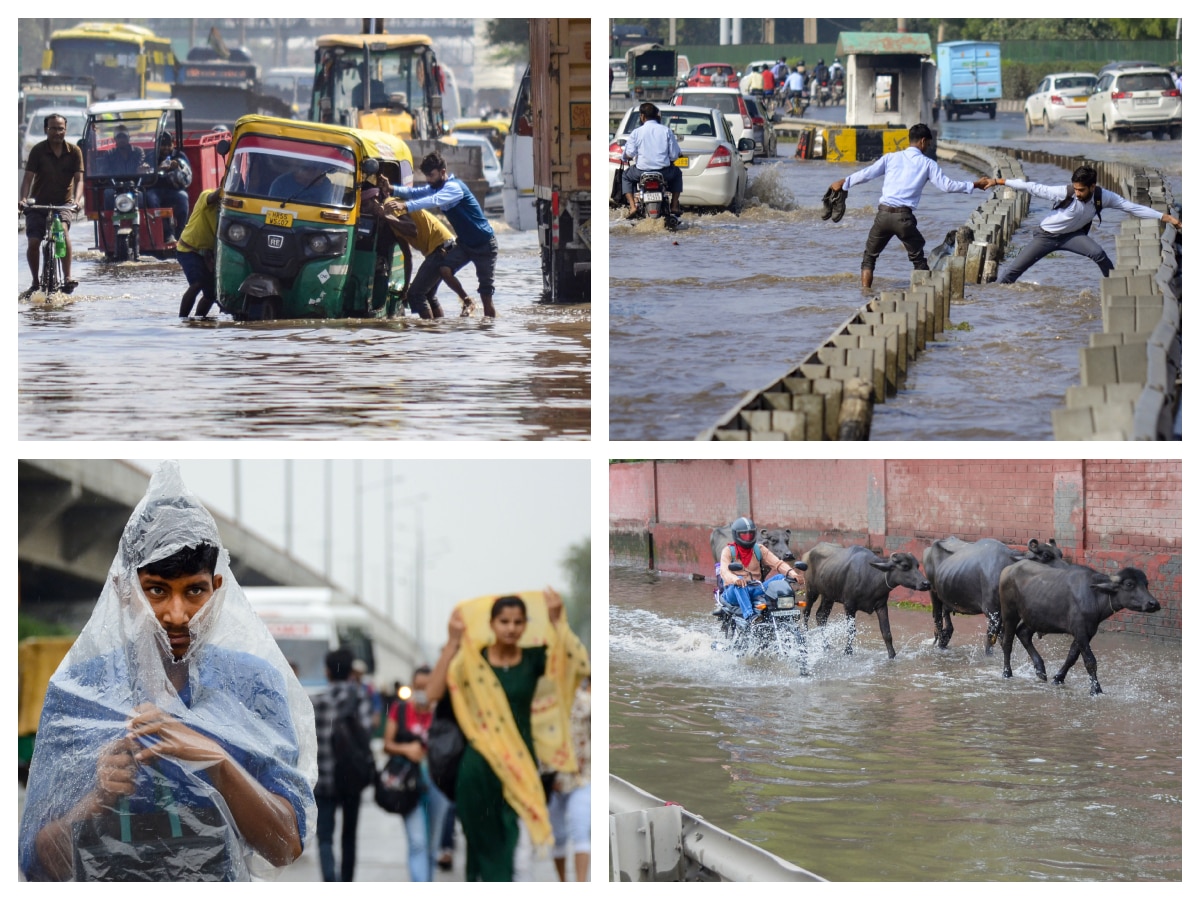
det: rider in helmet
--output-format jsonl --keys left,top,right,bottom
{"left": 829, "top": 57, "right": 845, "bottom": 83}
{"left": 717, "top": 517, "right": 806, "bottom": 623}
{"left": 813, "top": 58, "right": 830, "bottom": 86}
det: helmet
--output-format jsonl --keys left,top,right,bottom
{"left": 731, "top": 516, "right": 757, "bottom": 549}
{"left": 818, "top": 58, "right": 825, "bottom": 66}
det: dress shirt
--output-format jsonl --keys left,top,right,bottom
{"left": 843, "top": 146, "right": 975, "bottom": 210}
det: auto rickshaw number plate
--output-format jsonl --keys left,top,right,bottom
{"left": 265, "top": 210, "right": 294, "bottom": 228}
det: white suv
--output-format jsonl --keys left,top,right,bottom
{"left": 1086, "top": 67, "right": 1181, "bottom": 142}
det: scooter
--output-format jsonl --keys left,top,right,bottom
{"left": 711, "top": 562, "right": 809, "bottom": 670}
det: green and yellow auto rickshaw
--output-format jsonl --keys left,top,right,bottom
{"left": 215, "top": 115, "right": 415, "bottom": 320}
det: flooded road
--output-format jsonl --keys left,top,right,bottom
{"left": 608, "top": 110, "right": 1182, "bottom": 440}
{"left": 609, "top": 568, "right": 1183, "bottom": 881}
{"left": 18, "top": 225, "right": 590, "bottom": 440}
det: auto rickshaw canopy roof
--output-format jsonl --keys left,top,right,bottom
{"left": 87, "top": 98, "right": 184, "bottom": 117}
{"left": 229, "top": 114, "right": 412, "bottom": 165}
{"left": 315, "top": 34, "right": 435, "bottom": 52}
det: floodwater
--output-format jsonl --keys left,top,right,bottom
{"left": 608, "top": 110, "right": 1182, "bottom": 440}
{"left": 18, "top": 224, "right": 590, "bottom": 440}
{"left": 609, "top": 568, "right": 1182, "bottom": 881}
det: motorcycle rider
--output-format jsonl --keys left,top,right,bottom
{"left": 813, "top": 58, "right": 830, "bottom": 90}
{"left": 620, "top": 102, "right": 682, "bottom": 220}
{"left": 829, "top": 57, "right": 845, "bottom": 83}
{"left": 718, "top": 517, "right": 805, "bottom": 623}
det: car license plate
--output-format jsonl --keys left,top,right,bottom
{"left": 1135, "top": 97, "right": 1158, "bottom": 106}
{"left": 1070, "top": 97, "right": 1085, "bottom": 104}
{"left": 642, "top": 191, "right": 663, "bottom": 201}
{"left": 265, "top": 209, "right": 294, "bottom": 228}
{"left": 674, "top": 157, "right": 688, "bottom": 167}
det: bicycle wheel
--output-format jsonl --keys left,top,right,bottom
{"left": 40, "top": 240, "right": 61, "bottom": 294}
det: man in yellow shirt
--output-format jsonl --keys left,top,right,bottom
{"left": 176, "top": 189, "right": 222, "bottom": 317}
{"left": 371, "top": 195, "right": 477, "bottom": 318}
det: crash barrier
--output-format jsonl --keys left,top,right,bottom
{"left": 779, "top": 121, "right": 910, "bottom": 162}
{"left": 997, "top": 148, "right": 1181, "bottom": 440}
{"left": 609, "top": 775, "right": 825, "bottom": 882}
{"left": 698, "top": 142, "right": 1028, "bottom": 440}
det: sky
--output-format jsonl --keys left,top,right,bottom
{"left": 133, "top": 459, "right": 590, "bottom": 657}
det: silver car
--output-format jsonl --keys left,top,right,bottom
{"left": 1023, "top": 72, "right": 1096, "bottom": 131}
{"left": 742, "top": 96, "right": 777, "bottom": 159}
{"left": 609, "top": 105, "right": 752, "bottom": 213}
{"left": 1086, "top": 67, "right": 1182, "bottom": 141}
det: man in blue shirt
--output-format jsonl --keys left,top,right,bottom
{"left": 385, "top": 151, "right": 499, "bottom": 318}
{"left": 620, "top": 102, "right": 683, "bottom": 219}
{"left": 986, "top": 165, "right": 1181, "bottom": 283}
{"left": 830, "top": 123, "right": 990, "bottom": 289}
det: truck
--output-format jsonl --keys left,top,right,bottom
{"left": 503, "top": 19, "right": 590, "bottom": 302}
{"left": 625, "top": 43, "right": 678, "bottom": 102}
{"left": 171, "top": 55, "right": 294, "bottom": 132}
{"left": 934, "top": 40, "right": 1001, "bottom": 121}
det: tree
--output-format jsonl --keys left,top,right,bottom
{"left": 484, "top": 19, "right": 529, "bottom": 48}
{"left": 561, "top": 538, "right": 590, "bottom": 650}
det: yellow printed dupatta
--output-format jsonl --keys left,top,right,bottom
{"left": 446, "top": 590, "right": 590, "bottom": 844}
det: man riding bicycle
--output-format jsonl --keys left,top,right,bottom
{"left": 20, "top": 112, "right": 84, "bottom": 297}
{"left": 717, "top": 517, "right": 806, "bottom": 623}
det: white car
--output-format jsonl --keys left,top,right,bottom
{"left": 1086, "top": 66, "right": 1182, "bottom": 141}
{"left": 451, "top": 132, "right": 503, "bottom": 213}
{"left": 1024, "top": 72, "right": 1097, "bottom": 131}
{"left": 609, "top": 105, "right": 752, "bottom": 213}
{"left": 21, "top": 106, "right": 87, "bottom": 168}
{"left": 670, "top": 87, "right": 756, "bottom": 163}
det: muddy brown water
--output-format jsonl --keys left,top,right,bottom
{"left": 609, "top": 567, "right": 1182, "bottom": 881}
{"left": 18, "top": 226, "right": 590, "bottom": 440}
{"left": 608, "top": 112, "right": 1182, "bottom": 440}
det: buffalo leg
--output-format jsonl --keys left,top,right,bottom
{"left": 814, "top": 597, "right": 835, "bottom": 652}
{"left": 931, "top": 591, "right": 953, "bottom": 649}
{"left": 1053, "top": 639, "right": 1084, "bottom": 686}
{"left": 984, "top": 610, "right": 1001, "bottom": 656}
{"left": 843, "top": 609, "right": 857, "bottom": 655}
{"left": 875, "top": 604, "right": 897, "bottom": 659}
{"left": 1079, "top": 642, "right": 1102, "bottom": 695}
{"left": 1014, "top": 622, "right": 1047, "bottom": 681}
{"left": 1001, "top": 616, "right": 1016, "bottom": 678}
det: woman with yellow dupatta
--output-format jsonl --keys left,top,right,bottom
{"left": 428, "top": 587, "right": 588, "bottom": 881}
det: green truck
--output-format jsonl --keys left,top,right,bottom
{"left": 625, "top": 43, "right": 678, "bottom": 102}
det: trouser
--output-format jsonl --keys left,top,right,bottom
{"left": 145, "top": 188, "right": 190, "bottom": 238}
{"left": 317, "top": 789, "right": 362, "bottom": 881}
{"left": 721, "top": 574, "right": 789, "bottom": 619}
{"left": 621, "top": 163, "right": 683, "bottom": 199}
{"left": 177, "top": 249, "right": 215, "bottom": 316}
{"left": 408, "top": 243, "right": 453, "bottom": 318}
{"left": 402, "top": 773, "right": 451, "bottom": 881}
{"left": 862, "top": 205, "right": 929, "bottom": 272}
{"left": 549, "top": 783, "right": 591, "bottom": 858}
{"left": 998, "top": 226, "right": 1113, "bottom": 283}
{"left": 442, "top": 236, "right": 498, "bottom": 299}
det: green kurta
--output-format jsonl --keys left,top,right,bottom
{"left": 455, "top": 645, "right": 546, "bottom": 882}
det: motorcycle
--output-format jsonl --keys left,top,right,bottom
{"left": 816, "top": 80, "right": 832, "bottom": 107}
{"left": 711, "top": 562, "right": 809, "bottom": 670}
{"left": 624, "top": 165, "right": 679, "bottom": 231}
{"left": 830, "top": 78, "right": 845, "bottom": 106}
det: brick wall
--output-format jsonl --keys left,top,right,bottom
{"left": 609, "top": 459, "right": 1181, "bottom": 641}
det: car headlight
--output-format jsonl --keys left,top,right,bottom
{"left": 226, "top": 221, "right": 249, "bottom": 244}
{"left": 114, "top": 193, "right": 136, "bottom": 213}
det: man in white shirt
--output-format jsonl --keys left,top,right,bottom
{"left": 621, "top": 102, "right": 683, "bottom": 218}
{"left": 830, "top": 123, "right": 990, "bottom": 289}
{"left": 987, "top": 166, "right": 1181, "bottom": 283}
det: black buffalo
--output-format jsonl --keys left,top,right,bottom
{"left": 999, "top": 561, "right": 1161, "bottom": 695}
{"left": 802, "top": 543, "right": 931, "bottom": 658}
{"left": 710, "top": 526, "right": 795, "bottom": 566}
{"left": 923, "top": 537, "right": 1066, "bottom": 654}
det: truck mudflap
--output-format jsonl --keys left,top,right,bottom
{"left": 538, "top": 193, "right": 590, "bottom": 302}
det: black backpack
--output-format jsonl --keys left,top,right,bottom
{"left": 332, "top": 694, "right": 376, "bottom": 795}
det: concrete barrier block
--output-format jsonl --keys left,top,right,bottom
{"left": 741, "top": 410, "right": 772, "bottom": 432}
{"left": 1080, "top": 346, "right": 1118, "bottom": 386}
{"left": 1065, "top": 385, "right": 1106, "bottom": 408}
{"left": 1115, "top": 341, "right": 1147, "bottom": 383}
{"left": 799, "top": 364, "right": 829, "bottom": 380}
{"left": 714, "top": 429, "right": 749, "bottom": 440}
{"left": 781, "top": 377, "right": 811, "bottom": 395}
{"left": 965, "top": 242, "right": 984, "bottom": 283}
{"left": 812, "top": 378, "right": 843, "bottom": 440}
{"left": 762, "top": 391, "right": 792, "bottom": 411}
{"left": 1135, "top": 305, "right": 1164, "bottom": 333}
{"left": 1052, "top": 406, "right": 1095, "bottom": 440}
{"left": 854, "top": 340, "right": 886, "bottom": 401}
{"left": 750, "top": 431, "right": 786, "bottom": 440}
{"left": 1091, "top": 401, "right": 1135, "bottom": 436}
{"left": 1105, "top": 382, "right": 1144, "bottom": 405}
{"left": 817, "top": 347, "right": 847, "bottom": 367}
{"left": 882, "top": 313, "right": 909, "bottom": 369}
{"left": 771, "top": 410, "right": 807, "bottom": 440}
{"left": 831, "top": 334, "right": 859, "bottom": 350}
{"left": 793, "top": 394, "right": 826, "bottom": 440}
{"left": 948, "top": 256, "right": 966, "bottom": 300}
{"left": 1127, "top": 273, "right": 1157, "bottom": 295}
{"left": 1089, "top": 333, "right": 1124, "bottom": 348}
{"left": 1103, "top": 304, "right": 1137, "bottom": 334}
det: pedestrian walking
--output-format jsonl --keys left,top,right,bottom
{"left": 829, "top": 123, "right": 990, "bottom": 289}
{"left": 427, "top": 587, "right": 589, "bottom": 881}
{"left": 381, "top": 665, "right": 452, "bottom": 881}
{"left": 987, "top": 166, "right": 1181, "bottom": 283}
{"left": 312, "top": 648, "right": 375, "bottom": 881}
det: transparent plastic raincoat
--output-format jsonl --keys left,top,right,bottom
{"left": 18, "top": 462, "right": 317, "bottom": 881}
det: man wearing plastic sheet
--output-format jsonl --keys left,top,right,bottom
{"left": 18, "top": 462, "right": 317, "bottom": 881}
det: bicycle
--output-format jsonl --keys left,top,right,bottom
{"left": 22, "top": 202, "right": 79, "bottom": 296}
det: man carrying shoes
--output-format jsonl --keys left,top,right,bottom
{"left": 621, "top": 102, "right": 683, "bottom": 222}
{"left": 985, "top": 166, "right": 1181, "bottom": 284}
{"left": 829, "top": 123, "right": 990, "bottom": 290}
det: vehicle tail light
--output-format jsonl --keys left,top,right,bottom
{"left": 707, "top": 145, "right": 732, "bottom": 169}
{"left": 1162, "top": 88, "right": 1181, "bottom": 97}
{"left": 1049, "top": 94, "right": 1065, "bottom": 105}
{"left": 644, "top": 178, "right": 661, "bottom": 191}
{"left": 609, "top": 141, "right": 624, "bottom": 165}
{"left": 1111, "top": 91, "right": 1132, "bottom": 100}
{"left": 742, "top": 114, "right": 753, "bottom": 129}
